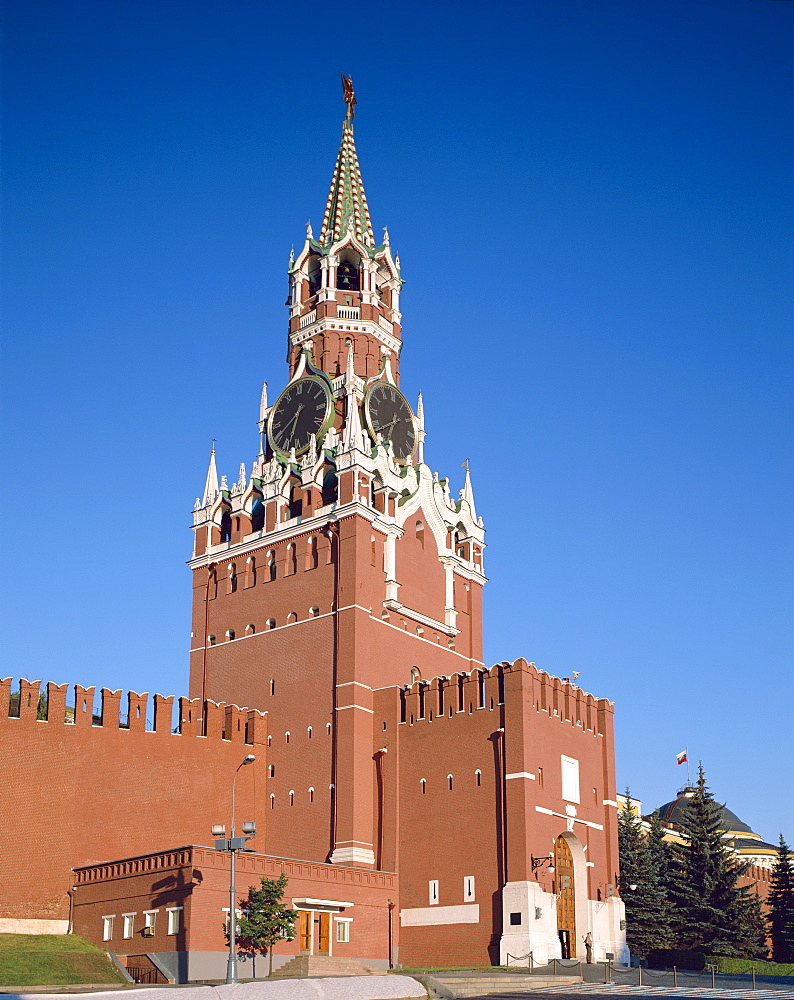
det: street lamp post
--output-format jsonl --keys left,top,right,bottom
{"left": 212, "top": 754, "right": 256, "bottom": 985}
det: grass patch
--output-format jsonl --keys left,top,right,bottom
{"left": 0, "top": 934, "right": 127, "bottom": 987}
{"left": 709, "top": 956, "right": 794, "bottom": 978}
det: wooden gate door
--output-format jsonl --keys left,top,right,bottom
{"left": 318, "top": 911, "right": 330, "bottom": 955}
{"left": 554, "top": 835, "right": 576, "bottom": 958}
{"left": 299, "top": 910, "right": 312, "bottom": 953}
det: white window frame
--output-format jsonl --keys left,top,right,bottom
{"left": 335, "top": 917, "right": 352, "bottom": 943}
{"left": 429, "top": 879, "right": 439, "bottom": 905}
{"left": 102, "top": 915, "right": 114, "bottom": 941}
{"left": 122, "top": 912, "right": 135, "bottom": 939}
{"left": 144, "top": 909, "right": 158, "bottom": 930}
{"left": 463, "top": 875, "right": 475, "bottom": 902}
{"left": 561, "top": 755, "right": 580, "bottom": 804}
{"left": 167, "top": 907, "right": 183, "bottom": 935}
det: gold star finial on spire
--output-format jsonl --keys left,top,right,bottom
{"left": 341, "top": 72, "right": 356, "bottom": 122}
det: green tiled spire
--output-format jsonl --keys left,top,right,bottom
{"left": 319, "top": 121, "right": 375, "bottom": 248}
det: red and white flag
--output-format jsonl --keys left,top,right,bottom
{"left": 676, "top": 750, "right": 688, "bottom": 765}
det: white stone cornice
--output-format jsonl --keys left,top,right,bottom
{"left": 383, "top": 599, "right": 459, "bottom": 637}
{"left": 289, "top": 315, "right": 401, "bottom": 355}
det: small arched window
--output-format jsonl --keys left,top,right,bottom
{"left": 415, "top": 520, "right": 425, "bottom": 548}
{"left": 289, "top": 790, "right": 294, "bottom": 806}
{"left": 267, "top": 550, "right": 276, "bottom": 582}
{"left": 285, "top": 731, "right": 290, "bottom": 744}
{"left": 306, "top": 536, "right": 319, "bottom": 570}
{"left": 228, "top": 564, "right": 237, "bottom": 594}
{"left": 410, "top": 668, "right": 420, "bottom": 685}
{"left": 267, "top": 618, "right": 276, "bottom": 630}
{"left": 226, "top": 629, "right": 235, "bottom": 641}
{"left": 220, "top": 510, "right": 232, "bottom": 543}
{"left": 246, "top": 623, "right": 255, "bottom": 635}
{"left": 268, "top": 764, "right": 275, "bottom": 778}
{"left": 310, "top": 606, "right": 320, "bottom": 618}
{"left": 309, "top": 787, "right": 314, "bottom": 803}
{"left": 448, "top": 774, "right": 454, "bottom": 791}
{"left": 420, "top": 778, "right": 426, "bottom": 794}
{"left": 208, "top": 634, "right": 216, "bottom": 646}
{"left": 287, "top": 611, "right": 298, "bottom": 623}
{"left": 307, "top": 726, "right": 313, "bottom": 739}
{"left": 270, "top": 679, "right": 275, "bottom": 695}
{"left": 326, "top": 723, "right": 332, "bottom": 735}
{"left": 475, "top": 769, "right": 482, "bottom": 787}
{"left": 270, "top": 793, "right": 275, "bottom": 809}
{"left": 286, "top": 544, "right": 297, "bottom": 576}
{"left": 245, "top": 557, "right": 256, "bottom": 588}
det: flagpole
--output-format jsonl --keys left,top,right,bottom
{"left": 686, "top": 745, "right": 690, "bottom": 786}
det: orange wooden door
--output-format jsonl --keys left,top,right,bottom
{"left": 299, "top": 911, "right": 312, "bottom": 953}
{"left": 554, "top": 835, "right": 576, "bottom": 957}
{"left": 318, "top": 912, "right": 330, "bottom": 954}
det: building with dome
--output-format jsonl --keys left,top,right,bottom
{"left": 619, "top": 787, "right": 776, "bottom": 943}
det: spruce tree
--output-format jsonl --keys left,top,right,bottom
{"left": 768, "top": 834, "right": 794, "bottom": 963}
{"left": 667, "top": 765, "right": 757, "bottom": 957}
{"left": 236, "top": 872, "right": 300, "bottom": 976}
{"left": 618, "top": 791, "right": 671, "bottom": 956}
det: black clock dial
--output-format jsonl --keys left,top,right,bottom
{"left": 268, "top": 377, "right": 332, "bottom": 456}
{"left": 364, "top": 383, "right": 416, "bottom": 461}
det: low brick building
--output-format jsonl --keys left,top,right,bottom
{"left": 72, "top": 847, "right": 396, "bottom": 981}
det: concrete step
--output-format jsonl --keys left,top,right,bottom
{"left": 275, "top": 955, "right": 381, "bottom": 978}
{"left": 424, "top": 973, "right": 581, "bottom": 997}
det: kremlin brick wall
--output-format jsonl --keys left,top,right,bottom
{"left": 0, "top": 678, "right": 266, "bottom": 925}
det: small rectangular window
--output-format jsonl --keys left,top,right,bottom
{"left": 122, "top": 913, "right": 135, "bottom": 939}
{"left": 102, "top": 916, "right": 114, "bottom": 941}
{"left": 429, "top": 879, "right": 439, "bottom": 905}
{"left": 335, "top": 919, "right": 351, "bottom": 943}
{"left": 509, "top": 911, "right": 522, "bottom": 926}
{"left": 561, "top": 755, "right": 580, "bottom": 803}
{"left": 144, "top": 910, "right": 157, "bottom": 931}
{"left": 463, "top": 876, "right": 475, "bottom": 902}
{"left": 167, "top": 908, "right": 182, "bottom": 935}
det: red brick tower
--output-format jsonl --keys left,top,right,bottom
{"left": 188, "top": 85, "right": 486, "bottom": 869}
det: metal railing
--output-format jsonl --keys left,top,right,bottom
{"left": 126, "top": 966, "right": 159, "bottom": 984}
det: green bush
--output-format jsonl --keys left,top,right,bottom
{"left": 708, "top": 956, "right": 794, "bottom": 977}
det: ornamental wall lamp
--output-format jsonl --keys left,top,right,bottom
{"left": 531, "top": 854, "right": 555, "bottom": 873}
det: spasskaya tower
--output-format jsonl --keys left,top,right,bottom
{"left": 188, "top": 79, "right": 485, "bottom": 868}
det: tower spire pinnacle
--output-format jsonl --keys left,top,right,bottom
{"left": 201, "top": 441, "right": 219, "bottom": 506}
{"left": 460, "top": 460, "right": 477, "bottom": 520}
{"left": 318, "top": 76, "right": 374, "bottom": 247}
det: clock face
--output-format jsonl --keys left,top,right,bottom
{"left": 364, "top": 383, "right": 416, "bottom": 461}
{"left": 268, "top": 377, "right": 332, "bottom": 456}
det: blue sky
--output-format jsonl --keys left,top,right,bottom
{"left": 3, "top": 1, "right": 791, "bottom": 843}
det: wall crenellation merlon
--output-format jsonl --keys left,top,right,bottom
{"left": 0, "top": 677, "right": 266, "bottom": 743}
{"left": 397, "top": 658, "right": 614, "bottom": 734}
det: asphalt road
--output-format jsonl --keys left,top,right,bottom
{"left": 466, "top": 978, "right": 794, "bottom": 1000}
